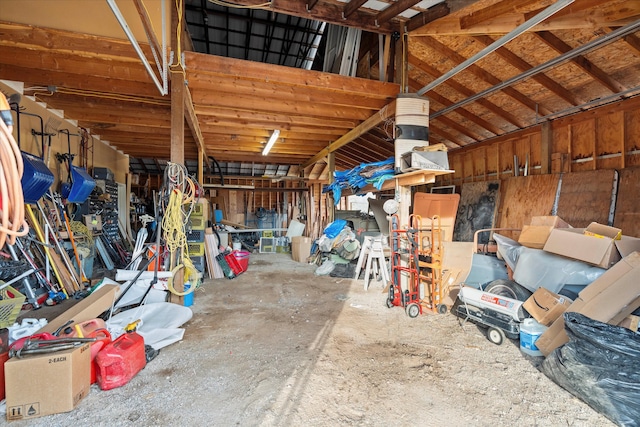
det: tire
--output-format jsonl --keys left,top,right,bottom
{"left": 437, "top": 304, "right": 447, "bottom": 314}
{"left": 484, "top": 279, "right": 532, "bottom": 302}
{"left": 486, "top": 327, "right": 505, "bottom": 345}
{"left": 406, "top": 303, "right": 420, "bottom": 318}
{"left": 386, "top": 298, "right": 394, "bottom": 309}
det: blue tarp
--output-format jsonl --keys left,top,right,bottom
{"left": 323, "top": 158, "right": 394, "bottom": 205}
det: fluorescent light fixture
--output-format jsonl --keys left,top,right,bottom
{"left": 262, "top": 129, "right": 280, "bottom": 155}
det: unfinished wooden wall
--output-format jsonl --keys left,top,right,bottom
{"left": 440, "top": 96, "right": 640, "bottom": 188}
{"left": 436, "top": 95, "right": 640, "bottom": 237}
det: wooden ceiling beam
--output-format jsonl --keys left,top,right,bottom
{"left": 187, "top": 74, "right": 390, "bottom": 110}
{"left": 405, "top": 2, "right": 451, "bottom": 33}
{"left": 534, "top": 30, "right": 627, "bottom": 93}
{"left": 190, "top": 91, "right": 376, "bottom": 122}
{"left": 0, "top": 64, "right": 161, "bottom": 99}
{"left": 337, "top": 145, "right": 379, "bottom": 165}
{"left": 408, "top": 53, "right": 525, "bottom": 127}
{"left": 199, "top": 122, "right": 351, "bottom": 137}
{"left": 205, "top": 151, "right": 310, "bottom": 164}
{"left": 416, "top": 36, "right": 552, "bottom": 116}
{"left": 132, "top": 0, "right": 162, "bottom": 60}
{"left": 408, "top": 77, "right": 502, "bottom": 135}
{"left": 184, "top": 52, "right": 400, "bottom": 99}
{"left": 460, "top": 0, "right": 540, "bottom": 29}
{"left": 343, "top": 0, "right": 368, "bottom": 19}
{"left": 351, "top": 137, "right": 394, "bottom": 160}
{"left": 184, "top": 84, "right": 209, "bottom": 163}
{"left": 473, "top": 34, "right": 583, "bottom": 105}
{"left": 196, "top": 109, "right": 358, "bottom": 132}
{"left": 223, "top": 0, "right": 397, "bottom": 33}
{"left": 0, "top": 21, "right": 153, "bottom": 61}
{"left": 434, "top": 115, "right": 482, "bottom": 142}
{"left": 302, "top": 99, "right": 396, "bottom": 167}
{"left": 0, "top": 46, "right": 152, "bottom": 83}
{"left": 428, "top": 123, "right": 464, "bottom": 147}
{"left": 620, "top": 32, "right": 640, "bottom": 55}
{"left": 376, "top": 0, "right": 422, "bottom": 26}
{"left": 411, "top": 0, "right": 640, "bottom": 35}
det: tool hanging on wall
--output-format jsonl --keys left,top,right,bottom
{"left": 8, "top": 94, "right": 56, "bottom": 204}
{"left": 56, "top": 129, "right": 96, "bottom": 204}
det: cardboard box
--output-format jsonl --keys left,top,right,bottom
{"left": 536, "top": 251, "right": 640, "bottom": 356}
{"left": 5, "top": 343, "right": 91, "bottom": 420}
{"left": 38, "top": 284, "right": 119, "bottom": 334}
{"left": 618, "top": 314, "right": 639, "bottom": 332}
{"left": 518, "top": 216, "right": 570, "bottom": 249}
{"left": 543, "top": 222, "right": 640, "bottom": 269}
{"left": 523, "top": 287, "right": 571, "bottom": 326}
{"left": 291, "top": 236, "right": 313, "bottom": 263}
{"left": 83, "top": 214, "right": 102, "bottom": 232}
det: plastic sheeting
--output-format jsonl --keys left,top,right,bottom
{"left": 494, "top": 234, "right": 605, "bottom": 294}
{"left": 542, "top": 312, "right": 640, "bottom": 427}
{"left": 106, "top": 302, "right": 193, "bottom": 350}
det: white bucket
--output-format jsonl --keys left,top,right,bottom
{"left": 520, "top": 318, "right": 547, "bottom": 357}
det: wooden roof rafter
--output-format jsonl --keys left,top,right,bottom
{"left": 534, "top": 30, "right": 627, "bottom": 93}
{"left": 415, "top": 35, "right": 553, "bottom": 116}
{"left": 407, "top": 77, "right": 502, "bottom": 136}
{"left": 408, "top": 53, "right": 525, "bottom": 128}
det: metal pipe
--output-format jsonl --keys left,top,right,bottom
{"left": 416, "top": 0, "right": 574, "bottom": 96}
{"left": 106, "top": 0, "right": 168, "bottom": 95}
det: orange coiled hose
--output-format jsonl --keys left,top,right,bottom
{"left": 0, "top": 92, "right": 29, "bottom": 249}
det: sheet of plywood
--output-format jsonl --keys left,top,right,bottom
{"left": 613, "top": 167, "right": 640, "bottom": 238}
{"left": 497, "top": 174, "right": 559, "bottom": 230}
{"left": 453, "top": 181, "right": 500, "bottom": 243}
{"left": 413, "top": 193, "right": 460, "bottom": 242}
{"left": 556, "top": 169, "right": 616, "bottom": 227}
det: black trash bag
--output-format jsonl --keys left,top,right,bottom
{"left": 541, "top": 312, "right": 640, "bottom": 427}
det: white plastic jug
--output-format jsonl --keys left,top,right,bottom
{"left": 520, "top": 318, "right": 547, "bottom": 357}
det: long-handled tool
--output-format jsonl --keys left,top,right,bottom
{"left": 36, "top": 200, "right": 82, "bottom": 292}
{"left": 25, "top": 204, "right": 69, "bottom": 297}
{"left": 15, "top": 237, "right": 59, "bottom": 294}
{"left": 51, "top": 192, "right": 89, "bottom": 285}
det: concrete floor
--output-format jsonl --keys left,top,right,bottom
{"left": 4, "top": 253, "right": 612, "bottom": 426}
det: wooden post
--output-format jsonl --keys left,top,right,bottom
{"left": 328, "top": 152, "right": 335, "bottom": 222}
{"left": 197, "top": 147, "right": 203, "bottom": 184}
{"left": 170, "top": 69, "right": 185, "bottom": 165}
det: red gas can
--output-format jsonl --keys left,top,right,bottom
{"left": 95, "top": 332, "right": 146, "bottom": 390}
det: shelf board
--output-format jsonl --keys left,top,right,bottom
{"left": 383, "top": 169, "right": 454, "bottom": 189}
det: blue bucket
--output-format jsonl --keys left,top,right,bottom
{"left": 66, "top": 166, "right": 96, "bottom": 203}
{"left": 21, "top": 152, "right": 54, "bottom": 204}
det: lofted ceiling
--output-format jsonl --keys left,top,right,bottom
{"left": 1, "top": 0, "right": 640, "bottom": 180}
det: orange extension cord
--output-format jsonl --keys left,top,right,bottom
{"left": 0, "top": 92, "right": 29, "bottom": 249}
